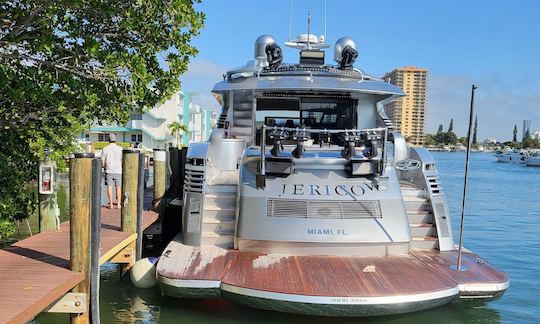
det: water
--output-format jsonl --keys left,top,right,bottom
{"left": 34, "top": 152, "right": 540, "bottom": 323}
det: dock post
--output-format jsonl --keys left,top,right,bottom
{"left": 121, "top": 150, "right": 140, "bottom": 270}
{"left": 69, "top": 152, "right": 94, "bottom": 324}
{"left": 169, "top": 146, "right": 180, "bottom": 199}
{"left": 121, "top": 150, "right": 139, "bottom": 233}
{"left": 180, "top": 146, "right": 188, "bottom": 193}
{"left": 89, "top": 158, "right": 102, "bottom": 323}
{"left": 153, "top": 149, "right": 166, "bottom": 212}
{"left": 136, "top": 152, "right": 145, "bottom": 260}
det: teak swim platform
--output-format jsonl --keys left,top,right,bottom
{"left": 0, "top": 206, "right": 158, "bottom": 324}
{"left": 158, "top": 239, "right": 508, "bottom": 316}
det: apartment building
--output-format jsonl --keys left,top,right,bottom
{"left": 383, "top": 66, "right": 428, "bottom": 146}
{"left": 80, "top": 91, "right": 217, "bottom": 150}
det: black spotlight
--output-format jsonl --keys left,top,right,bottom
{"left": 363, "top": 140, "right": 378, "bottom": 158}
{"left": 270, "top": 142, "right": 282, "bottom": 157}
{"left": 265, "top": 43, "right": 283, "bottom": 69}
{"left": 338, "top": 45, "right": 358, "bottom": 70}
{"left": 291, "top": 130, "right": 309, "bottom": 159}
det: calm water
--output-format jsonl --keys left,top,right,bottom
{"left": 34, "top": 152, "right": 540, "bottom": 323}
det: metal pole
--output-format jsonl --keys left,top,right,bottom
{"left": 90, "top": 158, "right": 102, "bottom": 324}
{"left": 257, "top": 126, "right": 266, "bottom": 189}
{"left": 261, "top": 126, "right": 266, "bottom": 177}
{"left": 307, "top": 11, "right": 311, "bottom": 49}
{"left": 456, "top": 84, "right": 477, "bottom": 271}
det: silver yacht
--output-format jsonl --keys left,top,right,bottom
{"left": 156, "top": 33, "right": 508, "bottom": 316}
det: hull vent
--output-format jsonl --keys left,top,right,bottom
{"left": 426, "top": 176, "right": 442, "bottom": 196}
{"left": 184, "top": 164, "right": 205, "bottom": 193}
{"left": 267, "top": 199, "right": 382, "bottom": 219}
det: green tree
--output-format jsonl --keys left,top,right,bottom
{"left": 522, "top": 138, "right": 540, "bottom": 149}
{"left": 168, "top": 121, "right": 189, "bottom": 146}
{"left": 448, "top": 118, "right": 454, "bottom": 132}
{"left": 472, "top": 115, "right": 478, "bottom": 145}
{"left": 437, "top": 124, "right": 443, "bottom": 134}
{"left": 524, "top": 130, "right": 530, "bottom": 141}
{"left": 425, "top": 134, "right": 436, "bottom": 146}
{"left": 0, "top": 0, "right": 204, "bottom": 239}
{"left": 513, "top": 125, "right": 518, "bottom": 142}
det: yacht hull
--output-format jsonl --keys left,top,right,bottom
{"left": 524, "top": 157, "right": 540, "bottom": 167}
{"left": 495, "top": 153, "right": 524, "bottom": 164}
{"left": 220, "top": 284, "right": 457, "bottom": 317}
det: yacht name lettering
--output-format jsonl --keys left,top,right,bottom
{"left": 280, "top": 183, "right": 376, "bottom": 197}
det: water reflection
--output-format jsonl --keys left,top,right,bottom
{"left": 35, "top": 153, "right": 540, "bottom": 323}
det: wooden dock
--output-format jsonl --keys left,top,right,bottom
{"left": 0, "top": 206, "right": 158, "bottom": 324}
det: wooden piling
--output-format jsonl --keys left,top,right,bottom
{"left": 121, "top": 150, "right": 139, "bottom": 234}
{"left": 69, "top": 153, "right": 94, "bottom": 324}
{"left": 38, "top": 192, "right": 57, "bottom": 232}
{"left": 153, "top": 149, "right": 166, "bottom": 212}
{"left": 169, "top": 147, "right": 180, "bottom": 199}
{"left": 89, "top": 158, "right": 102, "bottom": 323}
{"left": 136, "top": 153, "right": 145, "bottom": 260}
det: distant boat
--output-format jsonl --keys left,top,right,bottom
{"left": 454, "top": 144, "right": 467, "bottom": 152}
{"left": 494, "top": 150, "right": 525, "bottom": 164}
{"left": 524, "top": 154, "right": 540, "bottom": 167}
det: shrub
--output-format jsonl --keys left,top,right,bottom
{"left": 93, "top": 141, "right": 132, "bottom": 150}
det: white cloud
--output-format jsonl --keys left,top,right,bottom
{"left": 427, "top": 74, "right": 540, "bottom": 142}
{"left": 180, "top": 59, "right": 229, "bottom": 111}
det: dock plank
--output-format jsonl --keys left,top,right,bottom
{"left": 0, "top": 204, "right": 158, "bottom": 324}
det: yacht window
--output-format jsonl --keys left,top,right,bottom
{"left": 255, "top": 96, "right": 357, "bottom": 145}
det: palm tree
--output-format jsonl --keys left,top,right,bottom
{"left": 168, "top": 121, "right": 189, "bottom": 146}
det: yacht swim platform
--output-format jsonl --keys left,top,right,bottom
{"left": 157, "top": 240, "right": 508, "bottom": 316}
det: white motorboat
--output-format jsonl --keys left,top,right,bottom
{"left": 524, "top": 154, "right": 540, "bottom": 167}
{"left": 494, "top": 150, "right": 525, "bottom": 163}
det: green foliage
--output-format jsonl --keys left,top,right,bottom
{"left": 437, "top": 124, "right": 443, "bottom": 134}
{"left": 431, "top": 131, "right": 458, "bottom": 146}
{"left": 93, "top": 141, "right": 131, "bottom": 150}
{"left": 448, "top": 118, "right": 454, "bottom": 132}
{"left": 168, "top": 121, "right": 189, "bottom": 145}
{"left": 0, "top": 0, "right": 204, "bottom": 233}
{"left": 522, "top": 138, "right": 540, "bottom": 149}
{"left": 424, "top": 134, "right": 437, "bottom": 146}
{"left": 505, "top": 141, "right": 522, "bottom": 149}
{"left": 513, "top": 125, "right": 518, "bottom": 142}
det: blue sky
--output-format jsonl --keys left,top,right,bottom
{"left": 180, "top": 0, "right": 540, "bottom": 141}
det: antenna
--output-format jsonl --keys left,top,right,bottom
{"left": 324, "top": 0, "right": 327, "bottom": 42}
{"left": 307, "top": 10, "right": 311, "bottom": 49}
{"left": 288, "top": 0, "right": 294, "bottom": 40}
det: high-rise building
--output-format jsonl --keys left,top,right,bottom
{"left": 523, "top": 119, "right": 532, "bottom": 140}
{"left": 383, "top": 66, "right": 428, "bottom": 146}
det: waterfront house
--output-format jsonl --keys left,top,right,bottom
{"left": 78, "top": 91, "right": 218, "bottom": 150}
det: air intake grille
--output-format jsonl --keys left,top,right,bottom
{"left": 267, "top": 199, "right": 382, "bottom": 219}
{"left": 426, "top": 176, "right": 442, "bottom": 195}
{"left": 184, "top": 164, "right": 205, "bottom": 193}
